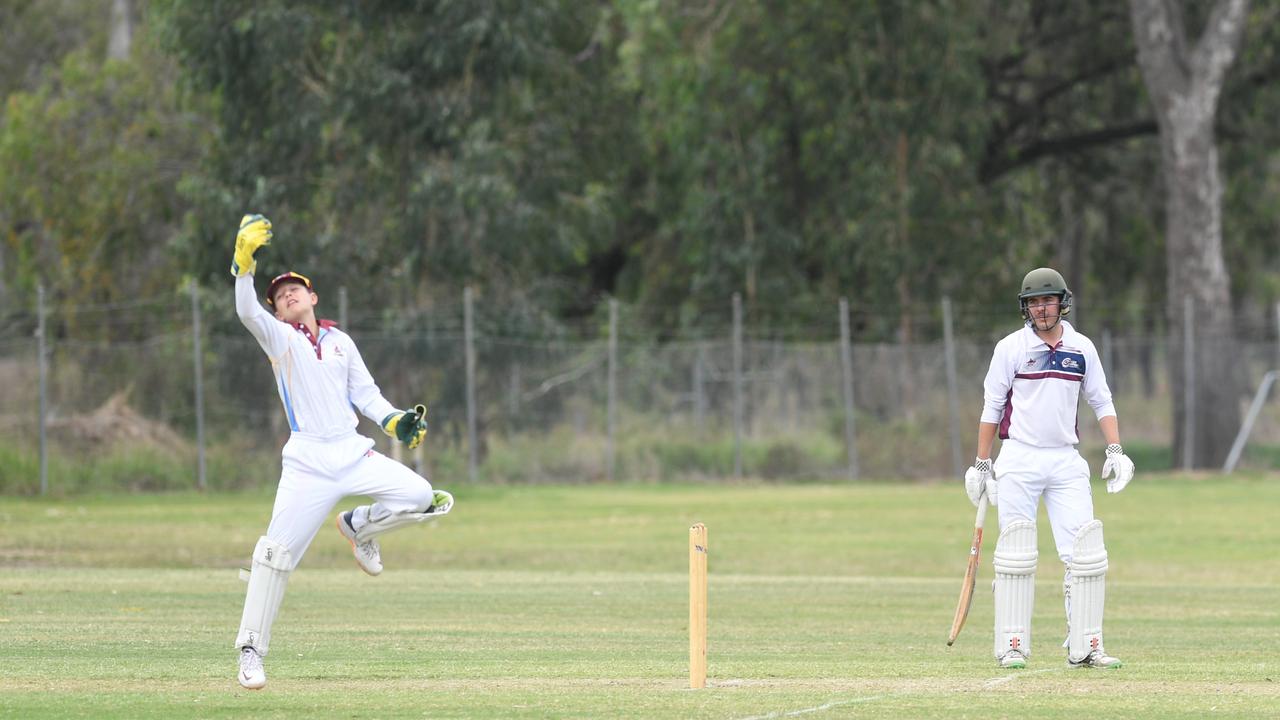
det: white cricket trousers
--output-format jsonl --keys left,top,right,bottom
{"left": 264, "top": 432, "right": 434, "bottom": 568}
{"left": 994, "top": 439, "right": 1095, "bottom": 563}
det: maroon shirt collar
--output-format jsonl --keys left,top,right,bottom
{"left": 291, "top": 319, "right": 338, "bottom": 359}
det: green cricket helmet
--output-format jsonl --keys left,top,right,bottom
{"left": 1018, "top": 267, "right": 1072, "bottom": 325}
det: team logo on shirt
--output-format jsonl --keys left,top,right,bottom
{"left": 1015, "top": 348, "right": 1086, "bottom": 381}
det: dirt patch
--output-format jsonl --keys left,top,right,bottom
{"left": 46, "top": 389, "right": 191, "bottom": 454}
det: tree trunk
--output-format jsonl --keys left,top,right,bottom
{"left": 1129, "top": 0, "right": 1249, "bottom": 468}
{"left": 895, "top": 131, "right": 914, "bottom": 420}
{"left": 108, "top": 0, "right": 132, "bottom": 60}
{"left": 1056, "top": 187, "right": 1088, "bottom": 327}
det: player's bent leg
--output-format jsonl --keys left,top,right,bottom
{"left": 336, "top": 510, "right": 382, "bottom": 576}
{"left": 353, "top": 490, "right": 454, "bottom": 543}
{"left": 1066, "top": 520, "right": 1121, "bottom": 668}
{"left": 993, "top": 520, "right": 1037, "bottom": 667}
{"left": 234, "top": 536, "right": 293, "bottom": 689}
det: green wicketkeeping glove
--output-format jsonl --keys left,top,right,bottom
{"left": 381, "top": 404, "right": 428, "bottom": 449}
{"left": 230, "top": 214, "right": 273, "bottom": 277}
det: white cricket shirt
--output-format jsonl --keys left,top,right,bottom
{"left": 979, "top": 320, "right": 1115, "bottom": 448}
{"left": 236, "top": 274, "right": 397, "bottom": 440}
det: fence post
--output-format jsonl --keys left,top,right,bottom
{"left": 37, "top": 283, "right": 48, "bottom": 496}
{"left": 838, "top": 298, "right": 859, "bottom": 480}
{"left": 942, "top": 296, "right": 963, "bottom": 478}
{"left": 1102, "top": 328, "right": 1114, "bottom": 396}
{"left": 1183, "top": 295, "right": 1195, "bottom": 470}
{"left": 191, "top": 279, "right": 207, "bottom": 490}
{"left": 607, "top": 298, "right": 618, "bottom": 481}
{"left": 508, "top": 363, "right": 521, "bottom": 416}
{"left": 465, "top": 286, "right": 478, "bottom": 482}
{"left": 732, "top": 292, "right": 743, "bottom": 478}
{"left": 693, "top": 345, "right": 706, "bottom": 431}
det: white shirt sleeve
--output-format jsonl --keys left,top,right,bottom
{"left": 235, "top": 274, "right": 292, "bottom": 359}
{"left": 1081, "top": 337, "right": 1117, "bottom": 419}
{"left": 980, "top": 338, "right": 1014, "bottom": 424}
{"left": 344, "top": 335, "right": 399, "bottom": 424}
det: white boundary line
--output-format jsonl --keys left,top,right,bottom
{"left": 982, "top": 667, "right": 1061, "bottom": 688}
{"left": 734, "top": 667, "right": 1066, "bottom": 720}
{"left": 734, "top": 695, "right": 889, "bottom": 720}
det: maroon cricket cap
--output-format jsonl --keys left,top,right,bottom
{"left": 265, "top": 271, "right": 315, "bottom": 307}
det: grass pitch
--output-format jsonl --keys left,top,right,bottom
{"left": 1, "top": 475, "right": 1278, "bottom": 718}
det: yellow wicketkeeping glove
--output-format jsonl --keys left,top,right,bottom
{"left": 381, "top": 404, "right": 428, "bottom": 450}
{"left": 230, "top": 214, "right": 273, "bottom": 277}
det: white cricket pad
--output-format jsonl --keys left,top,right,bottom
{"left": 1067, "top": 520, "right": 1108, "bottom": 662}
{"left": 354, "top": 491, "right": 454, "bottom": 542}
{"left": 234, "top": 536, "right": 293, "bottom": 656}
{"left": 993, "top": 520, "right": 1037, "bottom": 660}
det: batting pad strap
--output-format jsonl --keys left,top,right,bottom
{"left": 993, "top": 520, "right": 1037, "bottom": 660}
{"left": 234, "top": 536, "right": 293, "bottom": 656}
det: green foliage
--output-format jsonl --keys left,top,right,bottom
{"left": 0, "top": 442, "right": 41, "bottom": 495}
{"left": 150, "top": 0, "right": 628, "bottom": 320}
{"left": 0, "top": 29, "right": 213, "bottom": 335}
{"left": 477, "top": 422, "right": 847, "bottom": 483}
{"left": 615, "top": 1, "right": 996, "bottom": 334}
{"left": 1, "top": 0, "right": 1279, "bottom": 347}
{"left": 0, "top": 0, "right": 108, "bottom": 99}
{"left": 0, "top": 438, "right": 280, "bottom": 496}
{"left": 1119, "top": 439, "right": 1175, "bottom": 473}
{"left": 1220, "top": 5, "right": 1280, "bottom": 310}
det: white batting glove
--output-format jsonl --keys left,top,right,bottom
{"left": 964, "top": 458, "right": 996, "bottom": 507}
{"left": 1102, "top": 444, "right": 1135, "bottom": 493}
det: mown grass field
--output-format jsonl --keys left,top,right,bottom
{"left": 1, "top": 475, "right": 1278, "bottom": 719}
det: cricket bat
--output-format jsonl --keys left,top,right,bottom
{"left": 947, "top": 492, "right": 989, "bottom": 646}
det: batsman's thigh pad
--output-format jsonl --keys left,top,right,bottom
{"left": 354, "top": 491, "right": 454, "bottom": 542}
{"left": 235, "top": 536, "right": 293, "bottom": 655}
{"left": 993, "top": 520, "right": 1037, "bottom": 659}
{"left": 1067, "top": 520, "right": 1108, "bottom": 662}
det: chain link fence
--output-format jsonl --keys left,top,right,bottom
{"left": 3, "top": 284, "right": 1280, "bottom": 494}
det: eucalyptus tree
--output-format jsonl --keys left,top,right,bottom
{"left": 0, "top": 22, "right": 211, "bottom": 340}
{"left": 976, "top": 0, "right": 1161, "bottom": 330}
{"left": 1130, "top": 0, "right": 1251, "bottom": 467}
{"left": 152, "top": 0, "right": 629, "bottom": 323}
{"left": 614, "top": 1, "right": 994, "bottom": 339}
{"left": 0, "top": 0, "right": 118, "bottom": 313}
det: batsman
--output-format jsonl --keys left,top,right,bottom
{"left": 229, "top": 213, "right": 454, "bottom": 690}
{"left": 964, "top": 267, "right": 1134, "bottom": 670}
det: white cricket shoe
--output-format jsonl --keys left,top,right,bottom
{"left": 998, "top": 650, "right": 1027, "bottom": 669}
{"left": 337, "top": 511, "right": 383, "bottom": 576}
{"left": 1069, "top": 648, "right": 1123, "bottom": 669}
{"left": 238, "top": 647, "right": 266, "bottom": 689}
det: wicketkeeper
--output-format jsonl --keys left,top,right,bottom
{"left": 229, "top": 214, "right": 454, "bottom": 690}
{"left": 964, "top": 267, "right": 1135, "bottom": 669}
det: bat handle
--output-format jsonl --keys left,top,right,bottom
{"left": 975, "top": 492, "right": 989, "bottom": 529}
